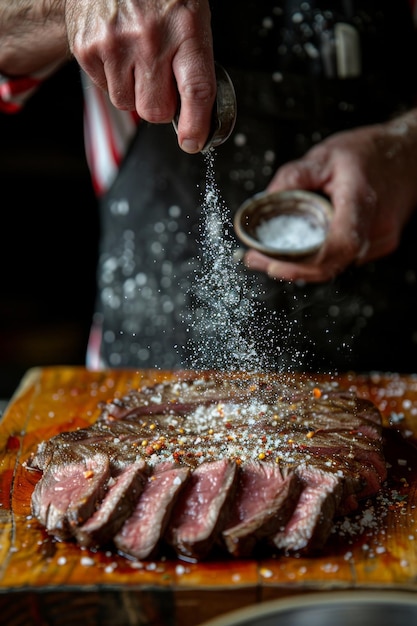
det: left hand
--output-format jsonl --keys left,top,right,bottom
{"left": 244, "top": 109, "right": 417, "bottom": 283}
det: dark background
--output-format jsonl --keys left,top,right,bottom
{"left": 0, "top": 61, "right": 99, "bottom": 399}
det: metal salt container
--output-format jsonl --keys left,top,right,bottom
{"left": 173, "top": 63, "right": 237, "bottom": 152}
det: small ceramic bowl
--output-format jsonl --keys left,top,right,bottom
{"left": 233, "top": 190, "right": 333, "bottom": 259}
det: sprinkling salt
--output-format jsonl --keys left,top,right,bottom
{"left": 80, "top": 556, "right": 95, "bottom": 566}
{"left": 256, "top": 214, "right": 326, "bottom": 251}
{"left": 183, "top": 151, "right": 281, "bottom": 372}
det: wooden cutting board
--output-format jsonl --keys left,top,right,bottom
{"left": 1, "top": 366, "right": 417, "bottom": 626}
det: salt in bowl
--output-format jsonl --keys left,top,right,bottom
{"left": 233, "top": 190, "right": 333, "bottom": 259}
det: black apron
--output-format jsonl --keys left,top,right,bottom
{"left": 94, "top": 0, "right": 417, "bottom": 373}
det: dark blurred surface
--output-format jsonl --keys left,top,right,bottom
{"left": 0, "top": 61, "right": 99, "bottom": 399}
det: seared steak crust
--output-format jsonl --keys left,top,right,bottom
{"left": 26, "top": 372, "right": 386, "bottom": 560}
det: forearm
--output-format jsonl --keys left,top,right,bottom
{"left": 0, "top": 0, "right": 69, "bottom": 76}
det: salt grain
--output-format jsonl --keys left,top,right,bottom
{"left": 260, "top": 567, "right": 273, "bottom": 578}
{"left": 321, "top": 562, "right": 339, "bottom": 573}
{"left": 104, "top": 563, "right": 117, "bottom": 573}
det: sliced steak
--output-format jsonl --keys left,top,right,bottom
{"left": 31, "top": 451, "right": 110, "bottom": 540}
{"left": 165, "top": 459, "right": 238, "bottom": 560}
{"left": 114, "top": 463, "right": 190, "bottom": 560}
{"left": 26, "top": 373, "right": 387, "bottom": 560}
{"left": 222, "top": 463, "right": 302, "bottom": 557}
{"left": 74, "top": 460, "right": 148, "bottom": 548}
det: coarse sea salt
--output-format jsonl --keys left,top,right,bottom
{"left": 256, "top": 214, "right": 326, "bottom": 251}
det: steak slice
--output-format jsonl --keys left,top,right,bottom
{"left": 272, "top": 465, "right": 345, "bottom": 553}
{"left": 114, "top": 463, "right": 190, "bottom": 560}
{"left": 31, "top": 451, "right": 110, "bottom": 540}
{"left": 165, "top": 459, "right": 238, "bottom": 560}
{"left": 222, "top": 462, "right": 303, "bottom": 557}
{"left": 74, "top": 460, "right": 148, "bottom": 548}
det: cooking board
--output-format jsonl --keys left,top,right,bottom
{"left": 1, "top": 366, "right": 417, "bottom": 625}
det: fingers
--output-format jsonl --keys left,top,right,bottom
{"left": 355, "top": 232, "right": 400, "bottom": 265}
{"left": 244, "top": 246, "right": 351, "bottom": 284}
{"left": 133, "top": 61, "right": 179, "bottom": 121}
{"left": 65, "top": 0, "right": 215, "bottom": 151}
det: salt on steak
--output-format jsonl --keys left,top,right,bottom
{"left": 26, "top": 372, "right": 387, "bottom": 561}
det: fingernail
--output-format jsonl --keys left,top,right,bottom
{"left": 181, "top": 139, "right": 200, "bottom": 153}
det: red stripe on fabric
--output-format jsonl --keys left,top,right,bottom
{"left": 2, "top": 76, "right": 41, "bottom": 97}
{"left": 97, "top": 89, "right": 123, "bottom": 169}
{"left": 0, "top": 100, "right": 21, "bottom": 113}
{"left": 82, "top": 101, "right": 102, "bottom": 196}
{"left": 130, "top": 110, "right": 140, "bottom": 124}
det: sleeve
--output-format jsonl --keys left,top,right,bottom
{"left": 0, "top": 61, "right": 63, "bottom": 114}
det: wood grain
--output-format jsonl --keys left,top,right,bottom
{"left": 1, "top": 366, "right": 417, "bottom": 625}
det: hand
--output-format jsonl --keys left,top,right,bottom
{"left": 244, "top": 109, "right": 417, "bottom": 283}
{"left": 65, "top": 0, "right": 216, "bottom": 153}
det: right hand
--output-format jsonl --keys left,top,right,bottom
{"left": 65, "top": 0, "right": 216, "bottom": 153}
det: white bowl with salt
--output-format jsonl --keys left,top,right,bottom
{"left": 234, "top": 190, "right": 333, "bottom": 259}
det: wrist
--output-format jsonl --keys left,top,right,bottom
{"left": 0, "top": 0, "right": 68, "bottom": 76}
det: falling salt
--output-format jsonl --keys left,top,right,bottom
{"left": 183, "top": 151, "right": 279, "bottom": 372}
{"left": 256, "top": 214, "right": 326, "bottom": 251}
{"left": 181, "top": 150, "right": 315, "bottom": 374}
